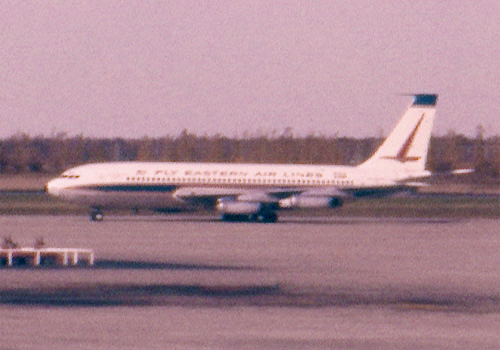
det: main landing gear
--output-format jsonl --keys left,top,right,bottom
{"left": 222, "top": 211, "right": 278, "bottom": 223}
{"left": 90, "top": 208, "right": 103, "bottom": 222}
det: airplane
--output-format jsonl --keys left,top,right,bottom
{"left": 46, "top": 94, "right": 442, "bottom": 223}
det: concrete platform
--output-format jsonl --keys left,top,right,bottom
{"left": 0, "top": 247, "right": 94, "bottom": 267}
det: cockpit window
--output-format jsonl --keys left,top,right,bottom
{"left": 60, "top": 174, "right": 80, "bottom": 179}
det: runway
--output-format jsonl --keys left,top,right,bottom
{"left": 1, "top": 215, "right": 500, "bottom": 349}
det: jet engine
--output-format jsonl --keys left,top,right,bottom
{"left": 216, "top": 200, "right": 262, "bottom": 214}
{"left": 279, "top": 195, "right": 343, "bottom": 209}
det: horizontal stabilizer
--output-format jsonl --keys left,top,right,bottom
{"left": 426, "top": 168, "right": 475, "bottom": 177}
{"left": 451, "top": 168, "right": 474, "bottom": 175}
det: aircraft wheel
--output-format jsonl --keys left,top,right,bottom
{"left": 264, "top": 212, "right": 278, "bottom": 223}
{"left": 222, "top": 213, "right": 277, "bottom": 223}
{"left": 222, "top": 214, "right": 242, "bottom": 222}
{"left": 90, "top": 209, "right": 103, "bottom": 222}
{"left": 254, "top": 211, "right": 278, "bottom": 223}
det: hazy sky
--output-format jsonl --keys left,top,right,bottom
{"left": 1, "top": 1, "right": 499, "bottom": 139}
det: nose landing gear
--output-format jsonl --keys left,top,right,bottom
{"left": 90, "top": 208, "right": 103, "bottom": 222}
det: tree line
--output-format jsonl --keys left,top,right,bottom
{"left": 1, "top": 129, "right": 499, "bottom": 182}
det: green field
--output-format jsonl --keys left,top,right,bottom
{"left": 0, "top": 174, "right": 52, "bottom": 190}
{"left": 0, "top": 191, "right": 498, "bottom": 218}
{"left": 333, "top": 195, "right": 500, "bottom": 218}
{"left": 0, "top": 192, "right": 84, "bottom": 216}
{"left": 0, "top": 174, "right": 498, "bottom": 218}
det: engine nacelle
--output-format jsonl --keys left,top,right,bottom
{"left": 279, "top": 196, "right": 343, "bottom": 209}
{"left": 216, "top": 201, "right": 262, "bottom": 214}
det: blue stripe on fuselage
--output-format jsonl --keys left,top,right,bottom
{"left": 75, "top": 185, "right": 178, "bottom": 192}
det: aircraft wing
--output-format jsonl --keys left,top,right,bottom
{"left": 173, "top": 186, "right": 302, "bottom": 199}
{"left": 172, "top": 187, "right": 242, "bottom": 200}
{"left": 172, "top": 186, "right": 328, "bottom": 207}
{"left": 172, "top": 187, "right": 242, "bottom": 207}
{"left": 293, "top": 187, "right": 351, "bottom": 197}
{"left": 175, "top": 185, "right": 353, "bottom": 211}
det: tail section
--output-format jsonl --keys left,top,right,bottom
{"left": 359, "top": 94, "right": 437, "bottom": 175}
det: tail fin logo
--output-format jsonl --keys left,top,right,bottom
{"left": 382, "top": 114, "right": 425, "bottom": 163}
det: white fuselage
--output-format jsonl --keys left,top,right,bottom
{"left": 46, "top": 161, "right": 406, "bottom": 210}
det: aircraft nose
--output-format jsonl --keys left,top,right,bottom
{"left": 45, "top": 180, "right": 60, "bottom": 197}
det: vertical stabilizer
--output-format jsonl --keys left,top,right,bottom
{"left": 359, "top": 94, "right": 437, "bottom": 174}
